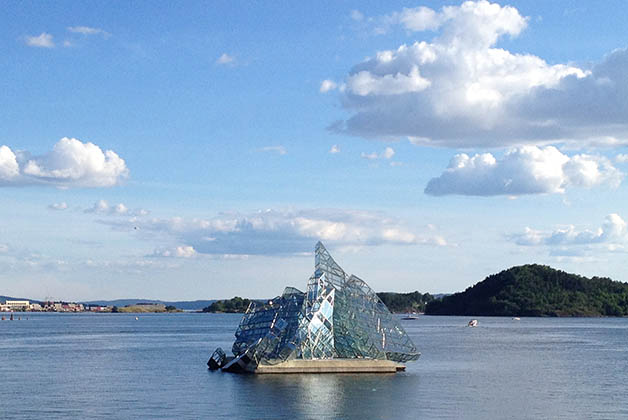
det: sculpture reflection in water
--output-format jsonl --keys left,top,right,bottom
{"left": 208, "top": 242, "right": 420, "bottom": 373}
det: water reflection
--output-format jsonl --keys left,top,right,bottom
{"left": 226, "top": 373, "right": 421, "bottom": 420}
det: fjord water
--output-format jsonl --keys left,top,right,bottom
{"left": 1, "top": 314, "right": 627, "bottom": 419}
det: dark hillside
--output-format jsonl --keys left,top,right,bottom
{"left": 426, "top": 264, "right": 628, "bottom": 317}
{"left": 377, "top": 291, "right": 434, "bottom": 313}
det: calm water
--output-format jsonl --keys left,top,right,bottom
{"left": 1, "top": 313, "right": 627, "bottom": 419}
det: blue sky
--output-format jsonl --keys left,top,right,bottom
{"left": 2, "top": 1, "right": 628, "bottom": 301}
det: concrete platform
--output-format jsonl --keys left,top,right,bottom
{"left": 255, "top": 359, "right": 405, "bottom": 374}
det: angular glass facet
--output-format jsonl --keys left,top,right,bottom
{"left": 222, "top": 242, "right": 419, "bottom": 371}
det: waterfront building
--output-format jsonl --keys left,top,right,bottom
{"left": 4, "top": 300, "right": 30, "bottom": 311}
{"left": 209, "top": 242, "right": 420, "bottom": 373}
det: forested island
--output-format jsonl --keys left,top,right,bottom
{"left": 376, "top": 291, "right": 434, "bottom": 313}
{"left": 202, "top": 297, "right": 251, "bottom": 313}
{"left": 426, "top": 264, "right": 628, "bottom": 317}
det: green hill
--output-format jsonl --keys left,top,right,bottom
{"left": 425, "top": 264, "right": 628, "bottom": 317}
{"left": 202, "top": 297, "right": 252, "bottom": 313}
{"left": 377, "top": 291, "right": 434, "bottom": 313}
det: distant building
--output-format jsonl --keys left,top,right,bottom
{"left": 4, "top": 300, "right": 30, "bottom": 311}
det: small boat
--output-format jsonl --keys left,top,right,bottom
{"left": 512, "top": 317, "right": 521, "bottom": 321}
{"left": 468, "top": 319, "right": 478, "bottom": 327}
{"left": 402, "top": 315, "right": 419, "bottom": 320}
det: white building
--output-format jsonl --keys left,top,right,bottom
{"left": 4, "top": 300, "right": 30, "bottom": 311}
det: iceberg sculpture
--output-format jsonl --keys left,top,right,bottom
{"left": 209, "top": 242, "right": 420, "bottom": 373}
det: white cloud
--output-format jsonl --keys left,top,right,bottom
{"left": 361, "top": 147, "right": 395, "bottom": 160}
{"left": 1, "top": 137, "right": 128, "bottom": 188}
{"left": 216, "top": 53, "right": 235, "bottom": 65}
{"left": 67, "top": 26, "right": 110, "bottom": 38}
{"left": 425, "top": 146, "right": 622, "bottom": 196}
{"left": 48, "top": 202, "right": 68, "bottom": 211}
{"left": 152, "top": 245, "right": 197, "bottom": 258}
{"left": 378, "top": 6, "right": 442, "bottom": 33}
{"left": 347, "top": 66, "right": 430, "bottom": 96}
{"left": 0, "top": 138, "right": 128, "bottom": 188}
{"left": 331, "top": 1, "right": 627, "bottom": 149}
{"left": 382, "top": 147, "right": 395, "bottom": 159}
{"left": 350, "top": 10, "right": 364, "bottom": 22}
{"left": 0, "top": 146, "right": 19, "bottom": 180}
{"left": 260, "top": 146, "right": 287, "bottom": 155}
{"left": 320, "top": 79, "right": 338, "bottom": 93}
{"left": 616, "top": 154, "right": 628, "bottom": 163}
{"left": 511, "top": 214, "right": 628, "bottom": 247}
{"left": 25, "top": 33, "right": 55, "bottom": 48}
{"left": 85, "top": 199, "right": 147, "bottom": 216}
{"left": 99, "top": 208, "right": 447, "bottom": 256}
{"left": 329, "top": 145, "right": 340, "bottom": 154}
{"left": 361, "top": 151, "right": 378, "bottom": 160}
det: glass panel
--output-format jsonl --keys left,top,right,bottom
{"left": 222, "top": 242, "right": 420, "bottom": 370}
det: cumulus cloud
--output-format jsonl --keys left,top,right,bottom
{"left": 48, "top": 202, "right": 68, "bottom": 211}
{"left": 0, "top": 146, "right": 19, "bottom": 179}
{"left": 67, "top": 26, "right": 110, "bottom": 38}
{"left": 84, "top": 199, "right": 147, "bottom": 216}
{"left": 347, "top": 66, "right": 430, "bottom": 96}
{"left": 99, "top": 208, "right": 447, "bottom": 256}
{"left": 216, "top": 53, "right": 235, "bottom": 65}
{"left": 330, "top": 1, "right": 628, "bottom": 149}
{"left": 511, "top": 214, "right": 628, "bottom": 247}
{"left": 361, "top": 147, "right": 395, "bottom": 160}
{"left": 0, "top": 137, "right": 128, "bottom": 188}
{"left": 320, "top": 79, "right": 338, "bottom": 93}
{"left": 259, "top": 146, "right": 287, "bottom": 155}
{"left": 25, "top": 33, "right": 55, "bottom": 48}
{"left": 152, "top": 245, "right": 197, "bottom": 258}
{"left": 85, "top": 200, "right": 127, "bottom": 215}
{"left": 385, "top": 6, "right": 442, "bottom": 32}
{"left": 425, "top": 146, "right": 622, "bottom": 196}
{"left": 615, "top": 154, "right": 628, "bottom": 163}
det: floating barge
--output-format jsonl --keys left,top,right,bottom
{"left": 208, "top": 242, "right": 420, "bottom": 374}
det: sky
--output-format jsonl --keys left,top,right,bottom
{"left": 2, "top": 0, "right": 628, "bottom": 301}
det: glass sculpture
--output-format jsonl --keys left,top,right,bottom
{"left": 212, "top": 242, "right": 420, "bottom": 372}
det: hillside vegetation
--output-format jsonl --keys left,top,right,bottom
{"left": 426, "top": 264, "right": 628, "bottom": 317}
{"left": 202, "top": 297, "right": 251, "bottom": 313}
{"left": 377, "top": 291, "right": 434, "bottom": 313}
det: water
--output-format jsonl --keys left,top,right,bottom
{"left": 1, "top": 313, "right": 627, "bottom": 419}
